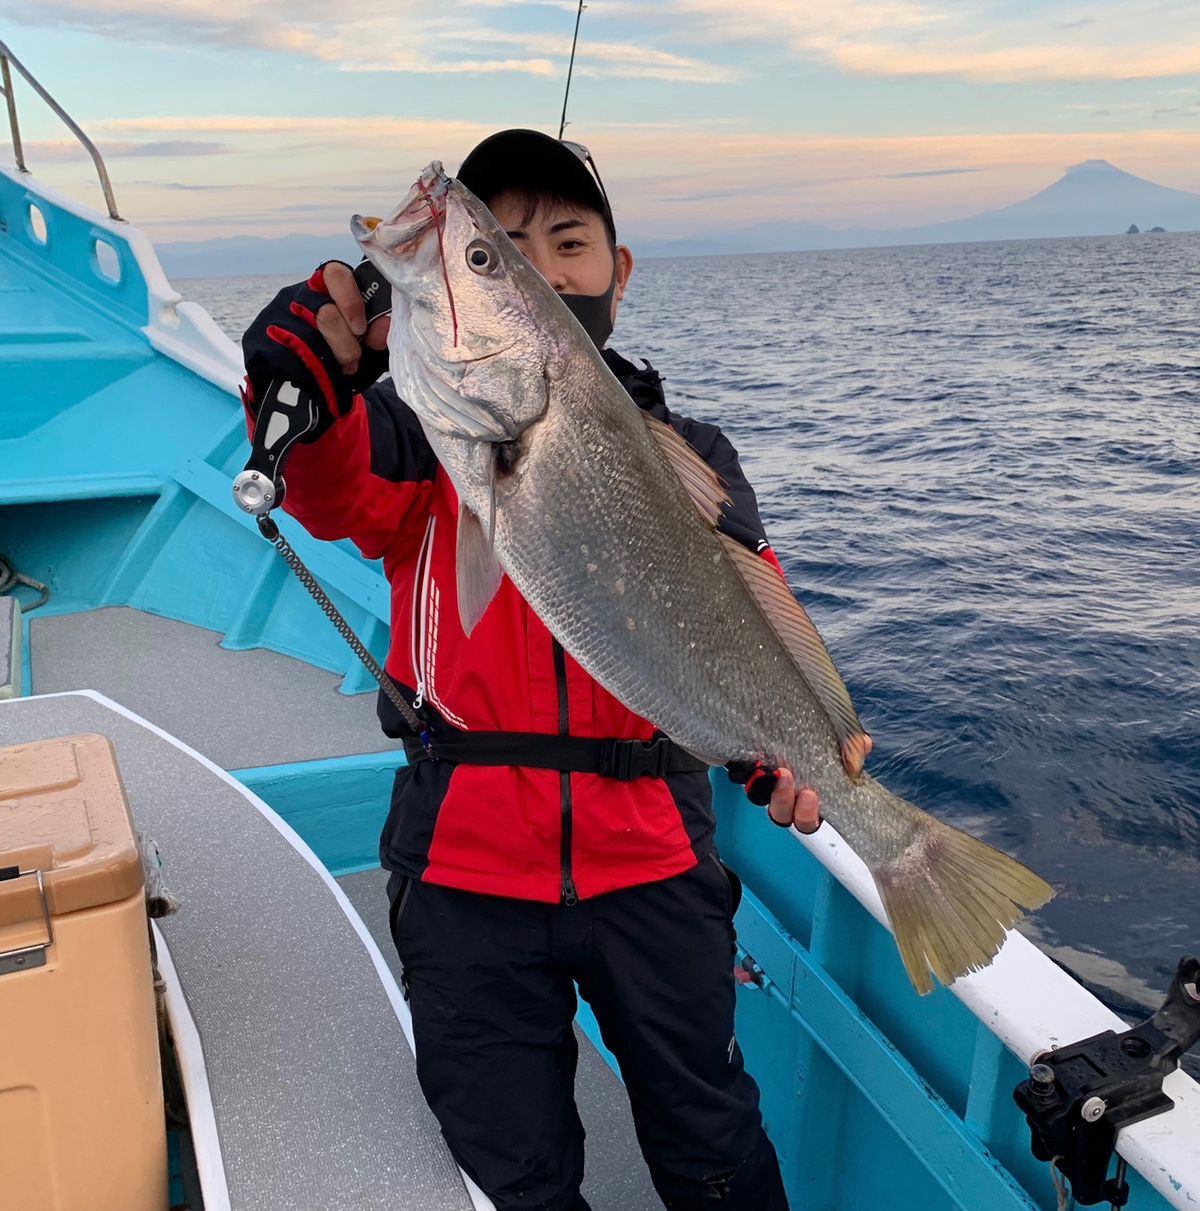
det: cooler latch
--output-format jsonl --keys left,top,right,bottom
{"left": 0, "top": 866, "right": 54, "bottom": 976}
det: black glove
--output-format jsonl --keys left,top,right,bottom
{"left": 725, "top": 760, "right": 779, "bottom": 809}
{"left": 241, "top": 261, "right": 389, "bottom": 442}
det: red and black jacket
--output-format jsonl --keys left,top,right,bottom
{"left": 257, "top": 348, "right": 782, "bottom": 902}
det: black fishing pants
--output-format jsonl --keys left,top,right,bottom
{"left": 387, "top": 855, "right": 790, "bottom": 1211}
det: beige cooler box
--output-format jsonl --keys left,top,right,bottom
{"left": 0, "top": 733, "right": 167, "bottom": 1211}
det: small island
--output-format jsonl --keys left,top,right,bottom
{"left": 1126, "top": 223, "right": 1140, "bottom": 234}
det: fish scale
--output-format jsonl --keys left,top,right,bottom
{"left": 354, "top": 164, "right": 1054, "bottom": 996}
{"left": 499, "top": 383, "right": 829, "bottom": 766}
{"left": 487, "top": 356, "right": 923, "bottom": 867}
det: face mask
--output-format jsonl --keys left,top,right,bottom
{"left": 560, "top": 265, "right": 617, "bottom": 350}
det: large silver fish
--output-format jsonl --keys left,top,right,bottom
{"left": 352, "top": 163, "right": 1053, "bottom": 995}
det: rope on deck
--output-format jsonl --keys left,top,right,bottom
{"left": 0, "top": 555, "right": 49, "bottom": 611}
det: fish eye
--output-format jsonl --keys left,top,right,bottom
{"left": 466, "top": 240, "right": 497, "bottom": 274}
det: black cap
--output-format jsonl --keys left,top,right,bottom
{"left": 457, "top": 129, "right": 615, "bottom": 241}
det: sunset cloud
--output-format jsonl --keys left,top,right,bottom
{"left": 29, "top": 116, "right": 1200, "bottom": 242}
{"left": 1, "top": 0, "right": 732, "bottom": 83}
{"left": 7, "top": 0, "right": 1198, "bottom": 87}
{"left": 95, "top": 115, "right": 496, "bottom": 137}
{"left": 671, "top": 0, "right": 1200, "bottom": 83}
{"left": 881, "top": 168, "right": 982, "bottom": 179}
{"left": 7, "top": 0, "right": 1200, "bottom": 242}
{"left": 22, "top": 138, "right": 228, "bottom": 161}
{"left": 831, "top": 39, "right": 1200, "bottom": 83}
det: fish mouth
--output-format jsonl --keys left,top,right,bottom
{"left": 353, "top": 161, "right": 450, "bottom": 254}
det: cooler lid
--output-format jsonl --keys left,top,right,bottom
{"left": 0, "top": 733, "right": 144, "bottom": 923}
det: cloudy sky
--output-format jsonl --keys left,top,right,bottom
{"left": 4, "top": 0, "right": 1200, "bottom": 242}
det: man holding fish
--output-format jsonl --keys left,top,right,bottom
{"left": 242, "top": 128, "right": 1048, "bottom": 1211}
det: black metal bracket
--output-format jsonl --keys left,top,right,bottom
{"left": 1014, "top": 955, "right": 1200, "bottom": 1206}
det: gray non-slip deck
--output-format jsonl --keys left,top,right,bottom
{"left": 0, "top": 693, "right": 471, "bottom": 1211}
{"left": 338, "top": 869, "right": 661, "bottom": 1211}
{"left": 29, "top": 607, "right": 395, "bottom": 770}
{"left": 24, "top": 606, "right": 662, "bottom": 1209}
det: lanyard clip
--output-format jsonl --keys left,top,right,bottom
{"left": 232, "top": 378, "right": 320, "bottom": 516}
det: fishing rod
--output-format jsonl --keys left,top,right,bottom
{"left": 557, "top": 0, "right": 586, "bottom": 139}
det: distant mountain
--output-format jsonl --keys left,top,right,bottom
{"left": 629, "top": 220, "right": 885, "bottom": 259}
{"left": 886, "top": 159, "right": 1200, "bottom": 245}
{"left": 156, "top": 160, "right": 1200, "bottom": 276}
{"left": 624, "top": 235, "right": 742, "bottom": 259}
{"left": 628, "top": 160, "right": 1200, "bottom": 258}
{"left": 158, "top": 232, "right": 361, "bottom": 280}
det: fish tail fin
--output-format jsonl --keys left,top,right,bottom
{"left": 873, "top": 798, "right": 1054, "bottom": 996}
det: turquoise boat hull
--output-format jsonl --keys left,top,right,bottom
{"left": 2, "top": 160, "right": 1196, "bottom": 1211}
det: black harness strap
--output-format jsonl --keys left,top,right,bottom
{"left": 403, "top": 728, "right": 707, "bottom": 782}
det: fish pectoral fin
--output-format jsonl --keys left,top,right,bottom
{"left": 717, "top": 532, "right": 869, "bottom": 770}
{"left": 643, "top": 415, "right": 732, "bottom": 527}
{"left": 456, "top": 505, "right": 505, "bottom": 636}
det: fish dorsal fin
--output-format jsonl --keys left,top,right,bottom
{"left": 643, "top": 414, "right": 731, "bottom": 527}
{"left": 717, "top": 532, "right": 868, "bottom": 770}
{"left": 643, "top": 411, "right": 868, "bottom": 771}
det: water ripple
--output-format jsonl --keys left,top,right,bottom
{"left": 186, "top": 232, "right": 1200, "bottom": 1010}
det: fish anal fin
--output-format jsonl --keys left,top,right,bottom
{"left": 643, "top": 414, "right": 731, "bottom": 527}
{"left": 717, "top": 532, "right": 867, "bottom": 760}
{"left": 456, "top": 505, "right": 504, "bottom": 636}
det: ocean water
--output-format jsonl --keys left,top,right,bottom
{"left": 181, "top": 233, "right": 1200, "bottom": 1024}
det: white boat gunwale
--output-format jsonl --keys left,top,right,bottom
{"left": 787, "top": 821, "right": 1200, "bottom": 1206}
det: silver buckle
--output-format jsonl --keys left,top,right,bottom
{"left": 0, "top": 868, "right": 54, "bottom": 976}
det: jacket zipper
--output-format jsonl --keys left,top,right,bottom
{"left": 553, "top": 640, "right": 578, "bottom": 905}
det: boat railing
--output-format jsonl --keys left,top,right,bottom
{"left": 0, "top": 39, "right": 122, "bottom": 221}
